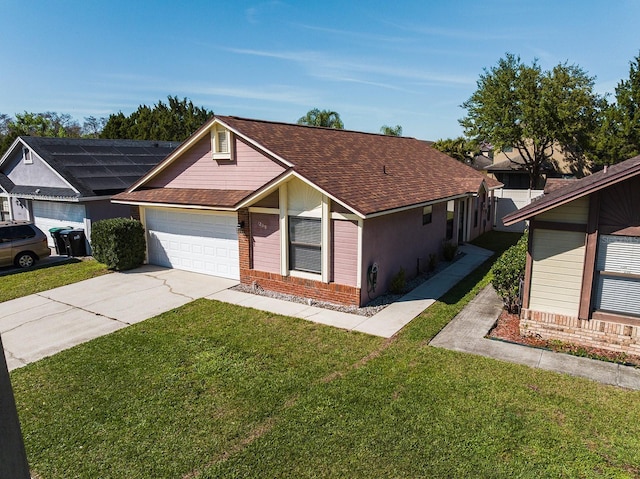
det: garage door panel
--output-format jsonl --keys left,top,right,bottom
{"left": 32, "top": 201, "right": 86, "bottom": 247}
{"left": 145, "top": 208, "right": 239, "bottom": 280}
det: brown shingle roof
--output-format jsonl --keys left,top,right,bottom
{"left": 218, "top": 116, "right": 499, "bottom": 216}
{"left": 113, "top": 188, "right": 253, "bottom": 208}
{"left": 503, "top": 155, "right": 640, "bottom": 226}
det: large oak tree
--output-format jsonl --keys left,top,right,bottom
{"left": 460, "top": 54, "right": 602, "bottom": 187}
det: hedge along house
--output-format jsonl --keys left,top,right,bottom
{"left": 113, "top": 116, "right": 501, "bottom": 306}
{"left": 0, "top": 136, "right": 177, "bottom": 249}
{"left": 503, "top": 155, "right": 640, "bottom": 355}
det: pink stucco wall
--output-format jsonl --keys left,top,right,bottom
{"left": 331, "top": 219, "right": 358, "bottom": 287}
{"left": 360, "top": 203, "right": 447, "bottom": 305}
{"left": 251, "top": 213, "right": 280, "bottom": 273}
{"left": 468, "top": 189, "right": 493, "bottom": 240}
{"left": 147, "top": 136, "right": 285, "bottom": 190}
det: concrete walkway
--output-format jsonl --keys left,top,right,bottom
{"left": 208, "top": 243, "right": 494, "bottom": 338}
{"left": 430, "top": 285, "right": 640, "bottom": 390}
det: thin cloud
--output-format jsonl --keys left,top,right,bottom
{"left": 225, "top": 47, "right": 475, "bottom": 86}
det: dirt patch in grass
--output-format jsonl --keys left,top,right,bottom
{"left": 488, "top": 309, "right": 640, "bottom": 367}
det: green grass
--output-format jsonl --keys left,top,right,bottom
{"left": 0, "top": 259, "right": 109, "bottom": 302}
{"left": 10, "top": 232, "right": 640, "bottom": 478}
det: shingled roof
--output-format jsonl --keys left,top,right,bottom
{"left": 2, "top": 137, "right": 178, "bottom": 198}
{"left": 218, "top": 116, "right": 501, "bottom": 216}
{"left": 503, "top": 155, "right": 640, "bottom": 226}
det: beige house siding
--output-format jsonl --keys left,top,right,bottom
{"left": 536, "top": 196, "right": 589, "bottom": 224}
{"left": 529, "top": 229, "right": 586, "bottom": 316}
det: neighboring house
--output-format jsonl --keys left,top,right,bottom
{"left": 113, "top": 116, "right": 502, "bottom": 306}
{"left": 0, "top": 137, "right": 177, "bottom": 249}
{"left": 487, "top": 144, "right": 589, "bottom": 233}
{"left": 503, "top": 155, "right": 640, "bottom": 355}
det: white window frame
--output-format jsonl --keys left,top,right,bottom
{"left": 211, "top": 125, "right": 232, "bottom": 160}
{"left": 22, "top": 147, "right": 33, "bottom": 164}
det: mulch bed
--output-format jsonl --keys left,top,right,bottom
{"left": 488, "top": 309, "right": 640, "bottom": 368}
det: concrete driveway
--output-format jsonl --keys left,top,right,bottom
{"left": 1, "top": 266, "right": 237, "bottom": 371}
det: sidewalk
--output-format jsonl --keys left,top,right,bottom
{"left": 430, "top": 285, "right": 640, "bottom": 390}
{"left": 208, "top": 243, "right": 494, "bottom": 338}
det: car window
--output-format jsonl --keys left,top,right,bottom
{"left": 0, "top": 225, "right": 37, "bottom": 241}
{"left": 0, "top": 227, "right": 10, "bottom": 242}
{"left": 11, "top": 225, "right": 36, "bottom": 239}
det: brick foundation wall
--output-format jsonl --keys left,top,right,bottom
{"left": 240, "top": 269, "right": 361, "bottom": 306}
{"left": 521, "top": 308, "right": 640, "bottom": 356}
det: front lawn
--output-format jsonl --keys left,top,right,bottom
{"left": 12, "top": 247, "right": 640, "bottom": 478}
{"left": 0, "top": 259, "right": 109, "bottom": 303}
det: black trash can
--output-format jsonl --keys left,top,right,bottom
{"left": 48, "top": 227, "right": 69, "bottom": 255}
{"left": 60, "top": 229, "right": 87, "bottom": 257}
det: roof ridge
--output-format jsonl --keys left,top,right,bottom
{"left": 217, "top": 115, "right": 419, "bottom": 140}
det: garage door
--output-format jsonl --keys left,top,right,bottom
{"left": 32, "top": 201, "right": 86, "bottom": 247}
{"left": 145, "top": 208, "right": 240, "bottom": 280}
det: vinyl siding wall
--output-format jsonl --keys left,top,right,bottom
{"left": 536, "top": 196, "right": 589, "bottom": 223}
{"left": 529, "top": 229, "right": 586, "bottom": 316}
{"left": 331, "top": 219, "right": 358, "bottom": 287}
{"left": 147, "top": 136, "right": 285, "bottom": 190}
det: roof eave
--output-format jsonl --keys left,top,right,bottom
{"left": 503, "top": 162, "right": 640, "bottom": 226}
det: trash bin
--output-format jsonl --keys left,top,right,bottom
{"left": 60, "top": 229, "right": 87, "bottom": 257}
{"left": 49, "top": 227, "right": 69, "bottom": 255}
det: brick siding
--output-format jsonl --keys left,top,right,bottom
{"left": 521, "top": 308, "right": 640, "bottom": 356}
{"left": 240, "top": 269, "right": 361, "bottom": 306}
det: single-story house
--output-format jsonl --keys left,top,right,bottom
{"left": 113, "top": 116, "right": 502, "bottom": 306}
{"left": 503, "top": 155, "right": 640, "bottom": 355}
{"left": 0, "top": 137, "right": 177, "bottom": 248}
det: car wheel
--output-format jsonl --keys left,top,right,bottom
{"left": 15, "top": 252, "right": 36, "bottom": 268}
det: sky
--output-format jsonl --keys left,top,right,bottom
{"left": 1, "top": 0, "right": 639, "bottom": 141}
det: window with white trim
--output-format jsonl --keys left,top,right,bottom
{"left": 594, "top": 235, "right": 640, "bottom": 317}
{"left": 212, "top": 125, "right": 232, "bottom": 160}
{"left": 289, "top": 216, "right": 321, "bottom": 274}
{"left": 22, "top": 147, "right": 33, "bottom": 164}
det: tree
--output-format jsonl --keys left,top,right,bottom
{"left": 0, "top": 111, "right": 82, "bottom": 157}
{"left": 101, "top": 96, "right": 213, "bottom": 141}
{"left": 297, "top": 108, "right": 344, "bottom": 129}
{"left": 82, "top": 116, "right": 107, "bottom": 138}
{"left": 593, "top": 52, "right": 640, "bottom": 165}
{"left": 432, "top": 137, "right": 478, "bottom": 163}
{"left": 380, "top": 124, "right": 402, "bottom": 136}
{"left": 460, "top": 54, "right": 602, "bottom": 187}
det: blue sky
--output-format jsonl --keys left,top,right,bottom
{"left": 1, "top": 0, "right": 639, "bottom": 140}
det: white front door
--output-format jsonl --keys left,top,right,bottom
{"left": 144, "top": 207, "right": 240, "bottom": 280}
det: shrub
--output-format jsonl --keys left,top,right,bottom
{"left": 389, "top": 267, "right": 406, "bottom": 294}
{"left": 490, "top": 234, "right": 527, "bottom": 313}
{"left": 428, "top": 253, "right": 438, "bottom": 272}
{"left": 91, "top": 218, "right": 146, "bottom": 271}
{"left": 443, "top": 241, "right": 458, "bottom": 261}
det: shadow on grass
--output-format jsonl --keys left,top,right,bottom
{"left": 0, "top": 257, "right": 80, "bottom": 278}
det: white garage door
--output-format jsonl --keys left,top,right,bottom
{"left": 32, "top": 201, "right": 86, "bottom": 247}
{"left": 145, "top": 208, "right": 240, "bottom": 280}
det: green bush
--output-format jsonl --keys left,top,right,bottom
{"left": 443, "top": 241, "right": 458, "bottom": 261}
{"left": 91, "top": 218, "right": 146, "bottom": 271}
{"left": 389, "top": 267, "right": 406, "bottom": 294}
{"left": 490, "top": 234, "right": 527, "bottom": 313}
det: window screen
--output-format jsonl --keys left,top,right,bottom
{"left": 289, "top": 217, "right": 321, "bottom": 273}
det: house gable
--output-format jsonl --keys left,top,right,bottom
{"left": 145, "top": 134, "right": 286, "bottom": 191}
{"left": 2, "top": 141, "right": 73, "bottom": 191}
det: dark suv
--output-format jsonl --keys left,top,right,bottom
{"left": 0, "top": 221, "right": 51, "bottom": 268}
